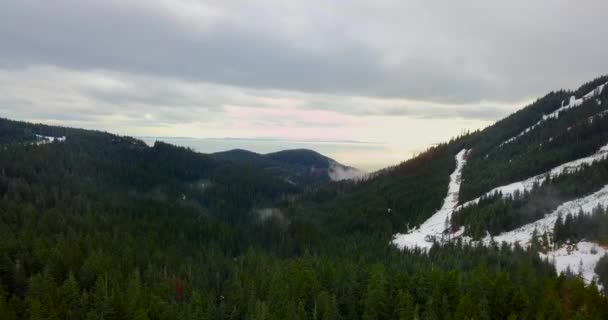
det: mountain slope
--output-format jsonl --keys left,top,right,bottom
{"left": 212, "top": 148, "right": 364, "bottom": 185}
{"left": 382, "top": 75, "right": 608, "bottom": 285}
{"left": 0, "top": 118, "right": 303, "bottom": 223}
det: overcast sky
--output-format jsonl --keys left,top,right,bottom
{"left": 1, "top": 1, "right": 607, "bottom": 169}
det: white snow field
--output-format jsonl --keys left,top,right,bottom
{"left": 477, "top": 184, "right": 608, "bottom": 284}
{"left": 487, "top": 184, "right": 608, "bottom": 247}
{"left": 392, "top": 149, "right": 469, "bottom": 251}
{"left": 458, "top": 143, "right": 608, "bottom": 210}
{"left": 500, "top": 82, "right": 607, "bottom": 147}
{"left": 35, "top": 134, "right": 66, "bottom": 145}
{"left": 540, "top": 242, "right": 606, "bottom": 285}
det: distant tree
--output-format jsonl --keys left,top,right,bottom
{"left": 395, "top": 290, "right": 416, "bottom": 320}
{"left": 363, "top": 265, "right": 388, "bottom": 320}
{"left": 595, "top": 254, "right": 608, "bottom": 288}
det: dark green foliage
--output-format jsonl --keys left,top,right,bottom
{"left": 552, "top": 204, "right": 608, "bottom": 246}
{"left": 596, "top": 255, "right": 608, "bottom": 289}
{"left": 265, "top": 149, "right": 335, "bottom": 167}
{"left": 1, "top": 194, "right": 606, "bottom": 319}
{"left": 212, "top": 148, "right": 348, "bottom": 186}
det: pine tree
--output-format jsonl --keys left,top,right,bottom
{"left": 0, "top": 289, "right": 17, "bottom": 320}
{"left": 594, "top": 254, "right": 608, "bottom": 288}
{"left": 553, "top": 213, "right": 564, "bottom": 245}
{"left": 453, "top": 294, "right": 477, "bottom": 320}
{"left": 253, "top": 300, "right": 268, "bottom": 320}
{"left": 363, "top": 265, "right": 388, "bottom": 320}
{"left": 396, "top": 290, "right": 416, "bottom": 320}
{"left": 530, "top": 228, "right": 541, "bottom": 252}
{"left": 59, "top": 273, "right": 82, "bottom": 320}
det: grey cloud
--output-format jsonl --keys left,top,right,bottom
{"left": 2, "top": 1, "right": 607, "bottom": 105}
{"left": 354, "top": 104, "right": 511, "bottom": 121}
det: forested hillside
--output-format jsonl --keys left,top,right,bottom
{"left": 2, "top": 75, "right": 608, "bottom": 319}
{"left": 212, "top": 148, "right": 363, "bottom": 186}
{"left": 390, "top": 75, "right": 608, "bottom": 297}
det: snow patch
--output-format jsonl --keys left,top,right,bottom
{"left": 486, "top": 184, "right": 608, "bottom": 247}
{"left": 500, "top": 82, "right": 607, "bottom": 147}
{"left": 540, "top": 242, "right": 606, "bottom": 285}
{"left": 255, "top": 208, "right": 289, "bottom": 227}
{"left": 35, "top": 134, "right": 66, "bottom": 145}
{"left": 467, "top": 185, "right": 608, "bottom": 284}
{"left": 458, "top": 143, "right": 608, "bottom": 209}
{"left": 392, "top": 149, "right": 469, "bottom": 251}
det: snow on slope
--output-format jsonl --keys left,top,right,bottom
{"left": 392, "top": 149, "right": 469, "bottom": 250}
{"left": 540, "top": 242, "right": 606, "bottom": 285}
{"left": 487, "top": 184, "right": 608, "bottom": 247}
{"left": 458, "top": 143, "right": 608, "bottom": 209}
{"left": 474, "top": 185, "right": 608, "bottom": 284}
{"left": 35, "top": 134, "right": 66, "bottom": 145}
{"left": 500, "top": 82, "right": 607, "bottom": 147}
{"left": 442, "top": 184, "right": 608, "bottom": 284}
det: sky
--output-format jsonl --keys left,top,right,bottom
{"left": 1, "top": 1, "right": 607, "bottom": 170}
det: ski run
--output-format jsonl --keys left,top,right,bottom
{"left": 500, "top": 82, "right": 607, "bottom": 147}
{"left": 392, "top": 149, "right": 469, "bottom": 251}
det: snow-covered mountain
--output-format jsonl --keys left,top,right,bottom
{"left": 390, "top": 75, "right": 608, "bottom": 285}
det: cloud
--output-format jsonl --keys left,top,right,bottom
{"left": 2, "top": 1, "right": 606, "bottom": 104}
{"left": 0, "top": 65, "right": 516, "bottom": 128}
{"left": 1, "top": 1, "right": 607, "bottom": 169}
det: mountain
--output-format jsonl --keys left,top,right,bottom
{"left": 306, "top": 75, "right": 608, "bottom": 284}
{"left": 212, "top": 148, "right": 365, "bottom": 185}
{"left": 277, "top": 75, "right": 608, "bottom": 292}
{"left": 1, "top": 75, "right": 608, "bottom": 318}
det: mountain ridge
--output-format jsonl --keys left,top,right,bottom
{"left": 387, "top": 75, "right": 608, "bottom": 285}
{"left": 212, "top": 147, "right": 365, "bottom": 183}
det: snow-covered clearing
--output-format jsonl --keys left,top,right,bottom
{"left": 392, "top": 149, "right": 469, "bottom": 251}
{"left": 458, "top": 143, "right": 608, "bottom": 209}
{"left": 475, "top": 184, "right": 608, "bottom": 284}
{"left": 487, "top": 184, "right": 608, "bottom": 247}
{"left": 540, "top": 242, "right": 606, "bottom": 285}
{"left": 500, "top": 82, "right": 607, "bottom": 147}
{"left": 35, "top": 134, "right": 66, "bottom": 145}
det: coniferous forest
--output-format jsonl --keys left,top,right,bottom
{"left": 2, "top": 97, "right": 608, "bottom": 319}
{"left": 0, "top": 74, "right": 608, "bottom": 320}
